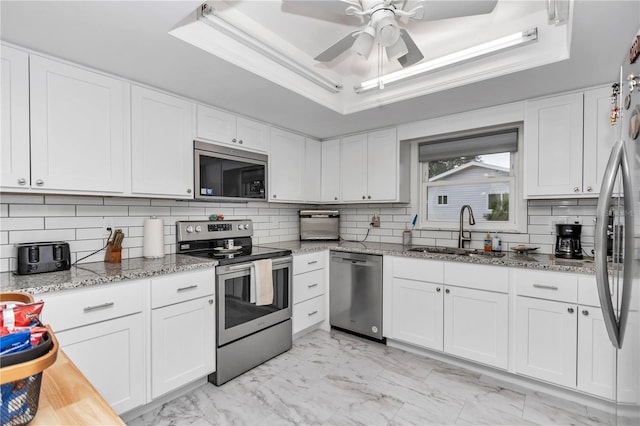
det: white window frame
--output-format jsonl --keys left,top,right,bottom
{"left": 417, "top": 124, "right": 527, "bottom": 233}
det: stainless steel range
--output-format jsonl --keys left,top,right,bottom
{"left": 176, "top": 219, "right": 293, "bottom": 385}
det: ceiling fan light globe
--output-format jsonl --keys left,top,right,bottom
{"left": 386, "top": 36, "right": 408, "bottom": 61}
{"left": 377, "top": 16, "right": 399, "bottom": 46}
{"left": 352, "top": 27, "right": 375, "bottom": 59}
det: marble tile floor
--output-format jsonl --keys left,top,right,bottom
{"left": 129, "top": 329, "right": 615, "bottom": 426}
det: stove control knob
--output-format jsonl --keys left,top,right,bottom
{"left": 195, "top": 225, "right": 202, "bottom": 233}
{"left": 186, "top": 225, "right": 194, "bottom": 233}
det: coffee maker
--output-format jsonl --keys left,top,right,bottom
{"left": 555, "top": 224, "right": 583, "bottom": 259}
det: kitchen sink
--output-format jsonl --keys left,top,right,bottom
{"left": 407, "top": 246, "right": 506, "bottom": 258}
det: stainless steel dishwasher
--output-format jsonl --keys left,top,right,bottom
{"left": 329, "top": 251, "right": 384, "bottom": 341}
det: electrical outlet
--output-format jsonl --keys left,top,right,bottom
{"left": 571, "top": 216, "right": 583, "bottom": 225}
{"left": 371, "top": 215, "right": 380, "bottom": 228}
{"left": 102, "top": 217, "right": 113, "bottom": 237}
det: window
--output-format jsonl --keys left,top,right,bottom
{"left": 418, "top": 126, "right": 525, "bottom": 232}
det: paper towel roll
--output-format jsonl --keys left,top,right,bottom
{"left": 143, "top": 217, "right": 165, "bottom": 258}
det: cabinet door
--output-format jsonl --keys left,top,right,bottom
{"left": 30, "top": 55, "right": 127, "bottom": 193}
{"left": 196, "top": 104, "right": 236, "bottom": 146}
{"left": 236, "top": 117, "right": 269, "bottom": 152}
{"left": 367, "top": 128, "right": 397, "bottom": 201}
{"left": 56, "top": 313, "right": 145, "bottom": 414}
{"left": 1, "top": 45, "right": 30, "bottom": 190}
{"left": 151, "top": 296, "right": 215, "bottom": 398}
{"left": 131, "top": 86, "right": 193, "bottom": 198}
{"left": 391, "top": 278, "right": 443, "bottom": 351}
{"left": 577, "top": 305, "right": 615, "bottom": 399}
{"left": 321, "top": 139, "right": 341, "bottom": 202}
{"left": 524, "top": 93, "right": 584, "bottom": 197}
{"left": 443, "top": 286, "right": 508, "bottom": 369}
{"left": 583, "top": 86, "right": 617, "bottom": 195}
{"left": 515, "top": 297, "right": 577, "bottom": 387}
{"left": 269, "top": 128, "right": 305, "bottom": 202}
{"left": 304, "top": 138, "right": 322, "bottom": 203}
{"left": 340, "top": 133, "right": 368, "bottom": 202}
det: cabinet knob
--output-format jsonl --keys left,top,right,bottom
{"left": 238, "top": 139, "right": 243, "bottom": 144}
{"left": 17, "top": 178, "right": 26, "bottom": 185}
{"left": 573, "top": 187, "right": 579, "bottom": 192}
{"left": 582, "top": 309, "right": 589, "bottom": 316}
{"left": 209, "top": 299, "right": 214, "bottom": 305}
{"left": 232, "top": 138, "right": 237, "bottom": 143}
{"left": 445, "top": 288, "right": 450, "bottom": 294}
{"left": 586, "top": 186, "right": 593, "bottom": 192}
{"left": 273, "top": 194, "right": 277, "bottom": 199}
{"left": 187, "top": 188, "right": 192, "bottom": 194}
{"left": 368, "top": 195, "right": 371, "bottom": 199}
{"left": 334, "top": 197, "right": 338, "bottom": 200}
{"left": 362, "top": 196, "right": 366, "bottom": 200}
{"left": 35, "top": 179, "right": 44, "bottom": 186}
{"left": 568, "top": 307, "right": 575, "bottom": 314}
{"left": 436, "top": 287, "right": 441, "bottom": 292}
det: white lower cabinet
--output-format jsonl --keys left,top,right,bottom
{"left": 39, "top": 280, "right": 147, "bottom": 414}
{"left": 293, "top": 251, "right": 328, "bottom": 334}
{"left": 577, "top": 305, "right": 615, "bottom": 399}
{"left": 514, "top": 296, "right": 578, "bottom": 388}
{"left": 150, "top": 269, "right": 216, "bottom": 399}
{"left": 444, "top": 285, "right": 508, "bottom": 369}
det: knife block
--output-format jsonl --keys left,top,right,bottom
{"left": 104, "top": 242, "right": 122, "bottom": 263}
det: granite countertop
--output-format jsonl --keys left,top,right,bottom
{"left": 0, "top": 254, "right": 218, "bottom": 295}
{"left": 263, "top": 240, "right": 596, "bottom": 274}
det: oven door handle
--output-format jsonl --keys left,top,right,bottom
{"left": 221, "top": 256, "right": 292, "bottom": 273}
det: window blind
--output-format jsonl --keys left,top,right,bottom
{"left": 418, "top": 129, "right": 518, "bottom": 162}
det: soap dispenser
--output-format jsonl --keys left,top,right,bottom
{"left": 492, "top": 233, "right": 502, "bottom": 252}
{"left": 484, "top": 232, "right": 492, "bottom": 252}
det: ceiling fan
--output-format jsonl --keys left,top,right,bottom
{"left": 295, "top": 0, "right": 499, "bottom": 68}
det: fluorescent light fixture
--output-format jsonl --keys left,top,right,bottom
{"left": 199, "top": 4, "right": 342, "bottom": 93}
{"left": 354, "top": 28, "right": 538, "bottom": 94}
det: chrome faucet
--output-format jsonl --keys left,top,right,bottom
{"left": 458, "top": 205, "right": 476, "bottom": 248}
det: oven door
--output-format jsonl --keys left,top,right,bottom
{"left": 216, "top": 256, "right": 292, "bottom": 346}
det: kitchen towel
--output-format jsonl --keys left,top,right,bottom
{"left": 253, "top": 259, "right": 273, "bottom": 306}
{"left": 143, "top": 217, "right": 165, "bottom": 258}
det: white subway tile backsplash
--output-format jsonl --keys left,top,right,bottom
{"left": 0, "top": 194, "right": 44, "bottom": 204}
{"left": 45, "top": 217, "right": 101, "bottom": 229}
{"left": 76, "top": 205, "right": 128, "bottom": 216}
{"left": 76, "top": 228, "right": 108, "bottom": 240}
{"left": 10, "top": 204, "right": 75, "bottom": 217}
{"left": 0, "top": 205, "right": 8, "bottom": 217}
{"left": 69, "top": 239, "right": 105, "bottom": 253}
{"left": 45, "top": 195, "right": 103, "bottom": 205}
{"left": 128, "top": 206, "right": 171, "bottom": 216}
{"left": 0, "top": 217, "right": 44, "bottom": 231}
{"left": 104, "top": 197, "right": 151, "bottom": 206}
{"left": 9, "top": 229, "right": 76, "bottom": 244}
{"left": 170, "top": 206, "right": 206, "bottom": 216}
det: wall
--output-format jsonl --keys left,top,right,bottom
{"left": 1, "top": 193, "right": 597, "bottom": 273}
{"left": 337, "top": 198, "right": 597, "bottom": 255}
{"left": 0, "top": 193, "right": 311, "bottom": 272}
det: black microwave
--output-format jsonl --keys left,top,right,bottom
{"left": 194, "top": 141, "right": 268, "bottom": 202}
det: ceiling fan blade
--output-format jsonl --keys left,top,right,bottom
{"left": 281, "top": 1, "right": 362, "bottom": 24}
{"left": 397, "top": 29, "right": 424, "bottom": 68}
{"left": 314, "top": 30, "right": 359, "bottom": 62}
{"left": 406, "top": 0, "right": 498, "bottom": 21}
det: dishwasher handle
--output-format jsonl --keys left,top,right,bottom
{"left": 331, "top": 254, "right": 381, "bottom": 267}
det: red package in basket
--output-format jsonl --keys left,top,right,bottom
{"left": 0, "top": 301, "right": 44, "bottom": 328}
{"left": 0, "top": 325, "right": 48, "bottom": 345}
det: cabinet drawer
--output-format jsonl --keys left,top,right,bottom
{"left": 40, "top": 280, "right": 145, "bottom": 332}
{"left": 392, "top": 257, "right": 443, "bottom": 283}
{"left": 293, "top": 251, "right": 327, "bottom": 275}
{"left": 444, "top": 262, "right": 508, "bottom": 293}
{"left": 293, "top": 295, "right": 325, "bottom": 334}
{"left": 294, "top": 268, "right": 326, "bottom": 304}
{"left": 515, "top": 269, "right": 577, "bottom": 303}
{"left": 151, "top": 269, "right": 215, "bottom": 309}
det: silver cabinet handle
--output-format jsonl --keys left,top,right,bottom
{"left": 84, "top": 302, "right": 114, "bottom": 312}
{"left": 368, "top": 195, "right": 371, "bottom": 199}
{"left": 436, "top": 287, "right": 441, "bottom": 292}
{"left": 307, "top": 310, "right": 318, "bottom": 316}
{"left": 209, "top": 299, "right": 214, "bottom": 305}
{"left": 177, "top": 285, "right": 198, "bottom": 292}
{"left": 187, "top": 188, "right": 192, "bottom": 194}
{"left": 586, "top": 186, "right": 593, "bottom": 192}
{"left": 582, "top": 309, "right": 589, "bottom": 316}
{"left": 232, "top": 138, "right": 237, "bottom": 143}
{"left": 334, "top": 197, "right": 338, "bottom": 200}
{"left": 35, "top": 179, "right": 44, "bottom": 186}
{"left": 17, "top": 178, "right": 26, "bottom": 185}
{"left": 362, "top": 195, "right": 366, "bottom": 199}
{"left": 307, "top": 260, "right": 318, "bottom": 265}
{"left": 238, "top": 139, "right": 243, "bottom": 144}
{"left": 533, "top": 284, "right": 559, "bottom": 290}
{"left": 567, "top": 307, "right": 574, "bottom": 314}
{"left": 573, "top": 186, "right": 580, "bottom": 192}
{"left": 445, "top": 288, "right": 450, "bottom": 294}
{"left": 273, "top": 194, "right": 277, "bottom": 198}
{"left": 307, "top": 283, "right": 319, "bottom": 288}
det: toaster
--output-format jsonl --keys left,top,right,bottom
{"left": 16, "top": 242, "right": 71, "bottom": 275}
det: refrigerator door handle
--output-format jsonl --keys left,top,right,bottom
{"left": 595, "top": 140, "right": 625, "bottom": 349}
{"left": 618, "top": 140, "right": 634, "bottom": 349}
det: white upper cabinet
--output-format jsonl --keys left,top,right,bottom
{"left": 340, "top": 128, "right": 407, "bottom": 203}
{"left": 29, "top": 55, "right": 128, "bottom": 193}
{"left": 321, "top": 139, "right": 340, "bottom": 202}
{"left": 524, "top": 92, "right": 584, "bottom": 197}
{"left": 524, "top": 86, "right": 615, "bottom": 198}
{"left": 196, "top": 105, "right": 268, "bottom": 153}
{"left": 1, "top": 45, "right": 30, "bottom": 190}
{"left": 131, "top": 85, "right": 194, "bottom": 198}
{"left": 304, "top": 138, "right": 322, "bottom": 203}
{"left": 269, "top": 128, "right": 305, "bottom": 202}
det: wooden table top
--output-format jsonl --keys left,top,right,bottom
{"left": 31, "top": 350, "right": 124, "bottom": 425}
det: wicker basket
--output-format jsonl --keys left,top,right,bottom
{"left": 1, "top": 293, "right": 58, "bottom": 426}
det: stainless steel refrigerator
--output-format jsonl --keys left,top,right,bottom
{"left": 595, "top": 29, "right": 640, "bottom": 425}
